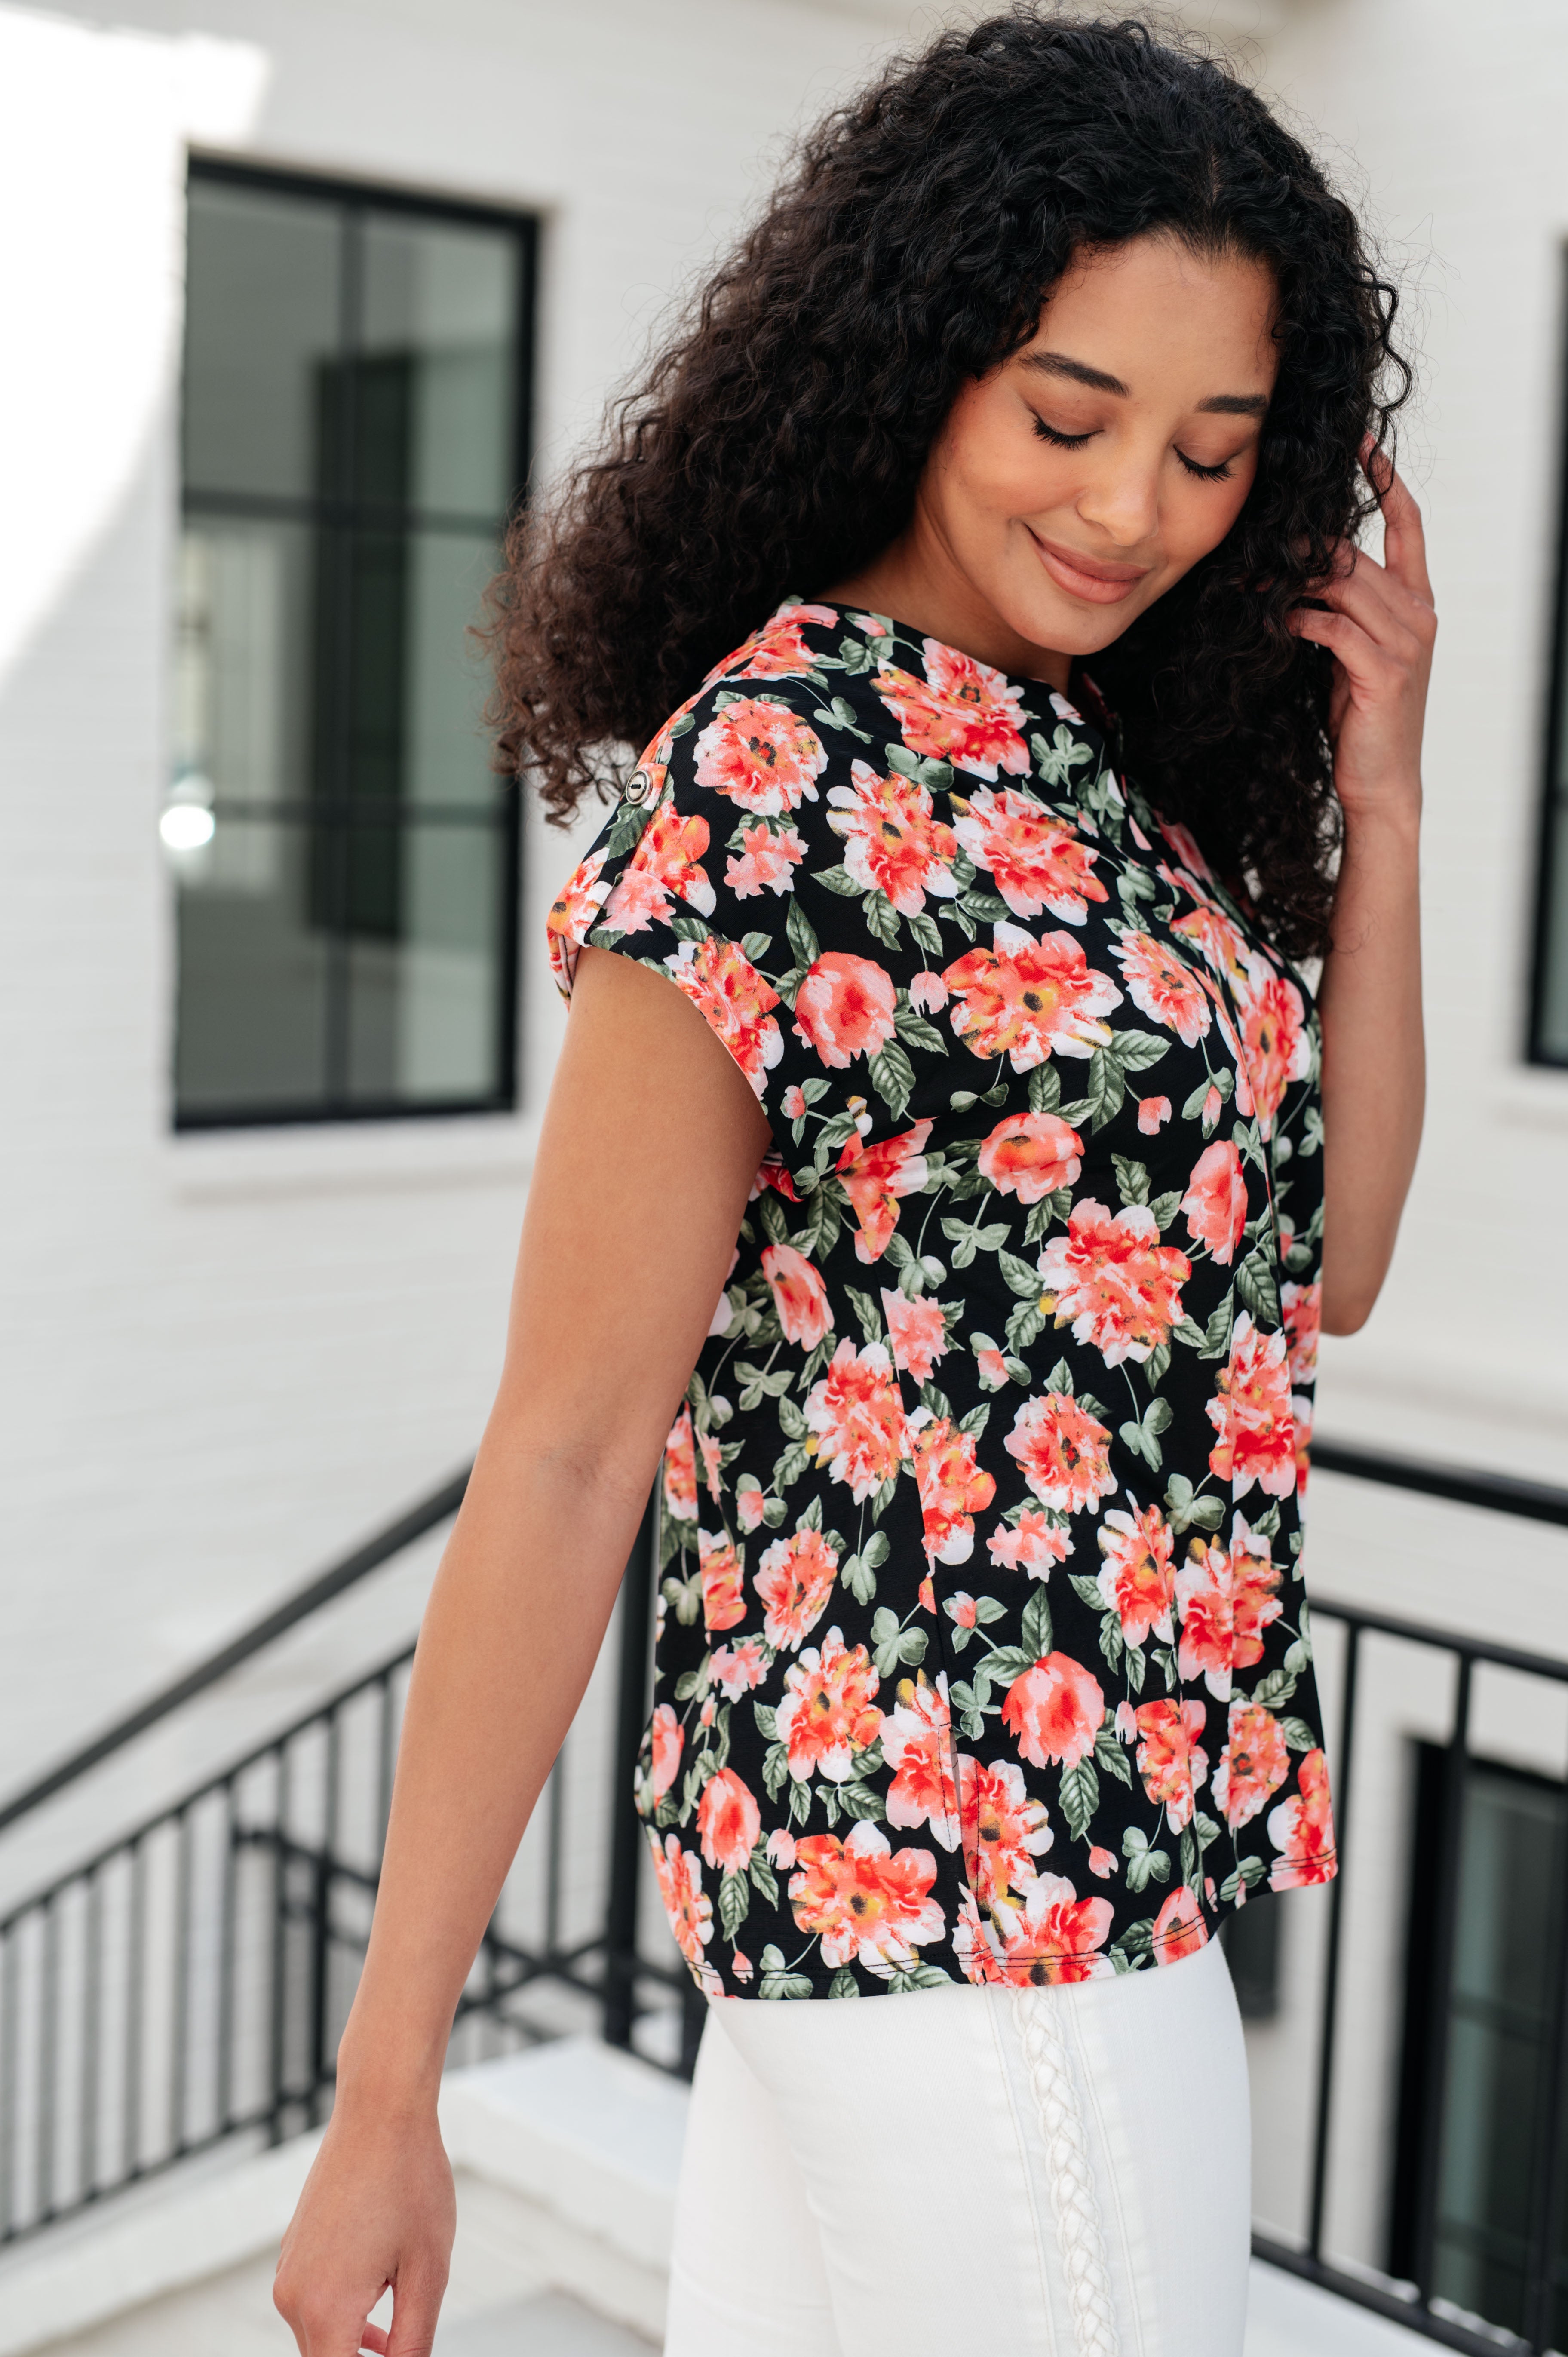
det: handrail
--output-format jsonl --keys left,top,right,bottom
{"left": 1312, "top": 1437, "right": 1568, "bottom": 1527}
{"left": 0, "top": 1465, "right": 470, "bottom": 1838}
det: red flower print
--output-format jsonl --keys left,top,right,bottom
{"left": 1005, "top": 1392, "right": 1116, "bottom": 1514}
{"left": 881, "top": 1289, "right": 948, "bottom": 1382}
{"left": 1172, "top": 901, "right": 1251, "bottom": 990}
{"left": 1151, "top": 1884, "right": 1209, "bottom": 1963}
{"left": 766, "top": 1828, "right": 796, "bottom": 1869}
{"left": 1137, "top": 1095, "right": 1172, "bottom": 1136}
{"left": 546, "top": 848, "right": 611, "bottom": 976}
{"left": 910, "top": 1414, "right": 997, "bottom": 1565}
{"left": 1206, "top": 1312, "right": 1296, "bottom": 1499}
{"left": 663, "top": 1405, "right": 698, "bottom": 1524}
{"left": 709, "top": 1636, "right": 767, "bottom": 1701}
{"left": 804, "top": 1339, "right": 907, "bottom": 1501}
{"left": 1037, "top": 1201, "right": 1191, "bottom": 1367}
{"left": 1293, "top": 1395, "right": 1313, "bottom": 1497}
{"left": 793, "top": 951, "right": 899, "bottom": 1068}
{"left": 1267, "top": 1748, "right": 1336, "bottom": 1890}
{"left": 1088, "top": 1846, "right": 1117, "bottom": 1879}
{"left": 1111, "top": 931, "right": 1212, "bottom": 1047}
{"left": 834, "top": 1118, "right": 931, "bottom": 1262}
{"left": 1096, "top": 1501, "right": 1177, "bottom": 1646}
{"left": 737, "top": 1488, "right": 765, "bottom": 1533}
{"left": 827, "top": 760, "right": 960, "bottom": 915}
{"left": 1181, "top": 1138, "right": 1250, "bottom": 1267}
{"left": 941, "top": 923, "right": 1122, "bottom": 1071}
{"left": 975, "top": 1344, "right": 1010, "bottom": 1390}
{"left": 1132, "top": 1697, "right": 1210, "bottom": 1832}
{"left": 726, "top": 602, "right": 839, "bottom": 679}
{"left": 1236, "top": 955, "right": 1310, "bottom": 1139}
{"left": 957, "top": 1754, "right": 1053, "bottom": 1909}
{"left": 1281, "top": 1280, "right": 1322, "bottom": 1390}
{"left": 884, "top": 1673, "right": 962, "bottom": 1847}
{"left": 725, "top": 822, "right": 805, "bottom": 899}
{"left": 788, "top": 1823, "right": 944, "bottom": 1970}
{"left": 986, "top": 1508, "right": 1072, "bottom": 1579}
{"left": 1213, "top": 1699, "right": 1291, "bottom": 1829}
{"left": 1175, "top": 1534, "right": 1234, "bottom": 1700}
{"left": 663, "top": 936, "right": 782, "bottom": 1097}
{"left": 1230, "top": 1514, "right": 1282, "bottom": 1671}
{"left": 1000, "top": 1651, "right": 1105, "bottom": 1772}
{"left": 648, "top": 1830, "right": 713, "bottom": 1970}
{"left": 976, "top": 1109, "right": 1084, "bottom": 1203}
{"left": 761, "top": 1243, "right": 834, "bottom": 1349}
{"left": 755, "top": 1526, "right": 839, "bottom": 1651}
{"left": 961, "top": 1873, "right": 1116, "bottom": 1986}
{"left": 696, "top": 1766, "right": 762, "bottom": 1875}
{"left": 875, "top": 639, "right": 1030, "bottom": 780}
{"left": 699, "top": 1529, "right": 746, "bottom": 1632}
{"left": 693, "top": 696, "right": 827, "bottom": 815}
{"left": 648, "top": 1702, "right": 683, "bottom": 1802}
{"left": 603, "top": 804, "right": 714, "bottom": 933}
{"left": 909, "top": 970, "right": 948, "bottom": 1013}
{"left": 775, "top": 1628, "right": 883, "bottom": 1783}
{"left": 949, "top": 787, "right": 1108, "bottom": 922}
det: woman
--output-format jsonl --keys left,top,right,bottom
{"left": 276, "top": 15, "right": 1431, "bottom": 2355}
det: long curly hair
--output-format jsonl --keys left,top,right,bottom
{"left": 487, "top": 9, "right": 1409, "bottom": 956}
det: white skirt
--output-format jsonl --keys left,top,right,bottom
{"left": 665, "top": 1934, "right": 1251, "bottom": 2357}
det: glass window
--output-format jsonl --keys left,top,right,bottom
{"left": 169, "top": 163, "right": 533, "bottom": 1127}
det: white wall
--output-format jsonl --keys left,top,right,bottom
{"left": 0, "top": 0, "right": 953, "bottom": 1802}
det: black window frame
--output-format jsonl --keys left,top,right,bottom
{"left": 172, "top": 155, "right": 537, "bottom": 1132}
{"left": 1528, "top": 250, "right": 1568, "bottom": 1070}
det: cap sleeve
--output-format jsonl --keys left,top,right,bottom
{"left": 547, "top": 672, "right": 957, "bottom": 1187}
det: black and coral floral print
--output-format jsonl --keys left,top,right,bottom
{"left": 549, "top": 600, "right": 1335, "bottom": 1999}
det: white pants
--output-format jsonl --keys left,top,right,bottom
{"left": 666, "top": 1936, "right": 1250, "bottom": 2357}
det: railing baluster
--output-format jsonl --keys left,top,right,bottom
{"left": 268, "top": 1741, "right": 292, "bottom": 2142}
{"left": 603, "top": 1496, "right": 657, "bottom": 2051}
{"left": 1520, "top": 1740, "right": 1568, "bottom": 2351}
{"left": 216, "top": 1780, "right": 238, "bottom": 2139}
{"left": 1307, "top": 1618, "right": 1360, "bottom": 2262}
{"left": 0, "top": 1924, "right": 15, "bottom": 2236}
{"left": 123, "top": 1836, "right": 145, "bottom": 2187}
{"left": 80, "top": 1866, "right": 102, "bottom": 2207}
{"left": 169, "top": 1809, "right": 193, "bottom": 2161}
{"left": 37, "top": 1895, "right": 58, "bottom": 2225}
{"left": 1410, "top": 1650, "right": 1473, "bottom": 2310}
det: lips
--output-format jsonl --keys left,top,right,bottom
{"left": 1029, "top": 531, "right": 1150, "bottom": 607}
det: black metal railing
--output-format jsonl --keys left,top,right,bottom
{"left": 0, "top": 1479, "right": 690, "bottom": 2248}
{"left": 1256, "top": 1441, "right": 1568, "bottom": 2354}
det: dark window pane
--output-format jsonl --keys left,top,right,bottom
{"left": 360, "top": 215, "right": 516, "bottom": 519}
{"left": 173, "top": 520, "right": 317, "bottom": 807}
{"left": 173, "top": 818, "right": 331, "bottom": 1111}
{"left": 183, "top": 182, "right": 341, "bottom": 503}
{"left": 344, "top": 818, "right": 507, "bottom": 1103}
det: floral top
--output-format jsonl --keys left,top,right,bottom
{"left": 548, "top": 600, "right": 1336, "bottom": 2000}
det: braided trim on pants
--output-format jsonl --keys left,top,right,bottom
{"left": 1013, "top": 1985, "right": 1122, "bottom": 2357}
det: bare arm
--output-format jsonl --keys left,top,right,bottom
{"left": 273, "top": 946, "right": 769, "bottom": 2357}
{"left": 1291, "top": 448, "right": 1435, "bottom": 1335}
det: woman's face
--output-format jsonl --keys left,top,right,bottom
{"left": 909, "top": 234, "right": 1280, "bottom": 679}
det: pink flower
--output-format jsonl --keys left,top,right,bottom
{"left": 724, "top": 602, "right": 838, "bottom": 678}
{"left": 827, "top": 759, "right": 960, "bottom": 915}
{"left": 1152, "top": 1885, "right": 1209, "bottom": 1964}
{"left": 1132, "top": 1697, "right": 1210, "bottom": 1832}
{"left": 648, "top": 1831, "right": 712, "bottom": 1970}
{"left": 1004, "top": 1392, "right": 1116, "bottom": 1513}
{"left": 941, "top": 923, "right": 1122, "bottom": 1071}
{"left": 1088, "top": 1846, "right": 1117, "bottom": 1880}
{"left": 724, "top": 822, "right": 806, "bottom": 899}
{"left": 911, "top": 1415, "right": 997, "bottom": 1565}
{"left": 918, "top": 1573, "right": 936, "bottom": 1613}
{"left": 696, "top": 1767, "right": 761, "bottom": 1875}
{"left": 949, "top": 786, "right": 1108, "bottom": 921}
{"left": 987, "top": 1509, "right": 1071, "bottom": 1579}
{"left": 1281, "top": 1280, "right": 1322, "bottom": 1390}
{"left": 755, "top": 1527, "right": 839, "bottom": 1651}
{"left": 835, "top": 1120, "right": 931, "bottom": 1264}
{"left": 698, "top": 1529, "right": 746, "bottom": 1632}
{"left": 792, "top": 952, "right": 898, "bottom": 1068}
{"left": 1267, "top": 1749, "right": 1336, "bottom": 1890}
{"left": 736, "top": 1487, "right": 766, "bottom": 1533}
{"left": 976, "top": 1110, "right": 1084, "bottom": 1204}
{"left": 1201, "top": 1084, "right": 1223, "bottom": 1129}
{"left": 908, "top": 970, "right": 949, "bottom": 1013}
{"left": 693, "top": 697, "right": 826, "bottom": 815}
{"left": 1111, "top": 932, "right": 1212, "bottom": 1047}
{"left": 1213, "top": 1700, "right": 1291, "bottom": 1829}
{"left": 731, "top": 1947, "right": 754, "bottom": 1983}
{"left": 1000, "top": 1652, "right": 1105, "bottom": 1772}
{"left": 957, "top": 1755, "right": 1053, "bottom": 1909}
{"left": 698, "top": 1429, "right": 723, "bottom": 1502}
{"left": 1175, "top": 1535, "right": 1235, "bottom": 1700}
{"left": 1095, "top": 1501, "right": 1176, "bottom": 1646}
{"left": 663, "top": 936, "right": 782, "bottom": 1097}
{"left": 663, "top": 1405, "right": 698, "bottom": 1523}
{"left": 804, "top": 1340, "right": 907, "bottom": 1502}
{"left": 1236, "top": 956, "right": 1310, "bottom": 1139}
{"left": 876, "top": 639, "right": 1030, "bottom": 779}
{"left": 1182, "top": 1139, "right": 1250, "bottom": 1267}
{"left": 1037, "top": 1200, "right": 1191, "bottom": 1366}
{"left": 709, "top": 1636, "right": 767, "bottom": 1700}
{"left": 975, "top": 1345, "right": 1010, "bottom": 1390}
{"left": 647, "top": 1702, "right": 683, "bottom": 1802}
{"left": 881, "top": 1289, "right": 948, "bottom": 1382}
{"left": 766, "top": 1828, "right": 797, "bottom": 1869}
{"left": 1206, "top": 1312, "right": 1296, "bottom": 1499}
{"left": 948, "top": 1592, "right": 979, "bottom": 1628}
{"left": 883, "top": 1674, "right": 962, "bottom": 1847}
{"left": 1230, "top": 1514, "right": 1282, "bottom": 1670}
{"left": 788, "top": 1823, "right": 944, "bottom": 1970}
{"left": 781, "top": 1083, "right": 807, "bottom": 1120}
{"left": 776, "top": 1628, "right": 883, "bottom": 1783}
{"left": 761, "top": 1243, "right": 835, "bottom": 1349}
{"left": 1137, "top": 1096, "right": 1172, "bottom": 1136}
{"left": 546, "top": 849, "right": 611, "bottom": 977}
{"left": 603, "top": 804, "right": 714, "bottom": 934}
{"left": 957, "top": 1874, "right": 1115, "bottom": 1987}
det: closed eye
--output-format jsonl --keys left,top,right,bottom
{"left": 1176, "top": 449, "right": 1235, "bottom": 483}
{"left": 1031, "top": 415, "right": 1096, "bottom": 451}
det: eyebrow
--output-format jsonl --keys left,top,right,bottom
{"left": 1020, "top": 349, "right": 1268, "bottom": 419}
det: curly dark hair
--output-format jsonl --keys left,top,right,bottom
{"left": 487, "top": 9, "right": 1409, "bottom": 956}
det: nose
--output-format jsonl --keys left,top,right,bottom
{"left": 1074, "top": 448, "right": 1161, "bottom": 552}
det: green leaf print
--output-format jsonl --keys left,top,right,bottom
{"left": 718, "top": 1870, "right": 751, "bottom": 1940}
{"left": 1059, "top": 1761, "right": 1100, "bottom": 1841}
{"left": 758, "top": 1946, "right": 815, "bottom": 2000}
{"left": 1150, "top": 1191, "right": 1183, "bottom": 1233}
{"left": 845, "top": 1288, "right": 882, "bottom": 1344}
{"left": 998, "top": 1250, "right": 1041, "bottom": 1299}
{"left": 1113, "top": 1155, "right": 1151, "bottom": 1206}
{"left": 1278, "top": 1716, "right": 1319, "bottom": 1752}
{"left": 1234, "top": 1245, "right": 1280, "bottom": 1327}
{"left": 1094, "top": 1725, "right": 1133, "bottom": 1785}
{"left": 1163, "top": 1475, "right": 1224, "bottom": 1535}
{"left": 1021, "top": 1587, "right": 1054, "bottom": 1660}
{"left": 868, "top": 1040, "right": 915, "bottom": 1118}
{"left": 786, "top": 897, "right": 820, "bottom": 970}
{"left": 1027, "top": 1063, "right": 1062, "bottom": 1114}
{"left": 810, "top": 863, "right": 863, "bottom": 897}
{"left": 863, "top": 891, "right": 903, "bottom": 949}
{"left": 828, "top": 1968, "right": 861, "bottom": 1999}
{"left": 894, "top": 1002, "right": 946, "bottom": 1054}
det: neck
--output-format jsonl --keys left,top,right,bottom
{"left": 823, "top": 518, "right": 1074, "bottom": 692}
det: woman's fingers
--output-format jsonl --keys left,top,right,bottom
{"left": 1361, "top": 434, "right": 1435, "bottom": 606}
{"left": 1288, "top": 601, "right": 1389, "bottom": 688}
{"left": 1305, "top": 546, "right": 1428, "bottom": 660}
